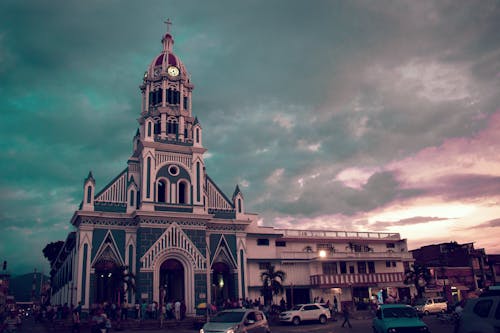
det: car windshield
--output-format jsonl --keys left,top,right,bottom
{"left": 291, "top": 305, "right": 302, "bottom": 311}
{"left": 383, "top": 307, "right": 418, "bottom": 318}
{"left": 210, "top": 311, "right": 245, "bottom": 323}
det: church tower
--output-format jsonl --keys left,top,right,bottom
{"left": 128, "top": 20, "right": 207, "bottom": 213}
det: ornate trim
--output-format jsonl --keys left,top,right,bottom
{"left": 140, "top": 222, "right": 206, "bottom": 271}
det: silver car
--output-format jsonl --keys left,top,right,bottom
{"left": 200, "top": 309, "right": 271, "bottom": 333}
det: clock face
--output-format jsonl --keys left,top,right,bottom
{"left": 167, "top": 66, "right": 180, "bottom": 77}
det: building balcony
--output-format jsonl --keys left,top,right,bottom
{"left": 310, "top": 272, "right": 405, "bottom": 287}
{"left": 277, "top": 250, "right": 414, "bottom": 261}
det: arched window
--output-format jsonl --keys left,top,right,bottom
{"left": 178, "top": 181, "right": 188, "bottom": 204}
{"left": 87, "top": 185, "right": 92, "bottom": 204}
{"left": 146, "top": 157, "right": 151, "bottom": 198}
{"left": 154, "top": 121, "right": 161, "bottom": 135}
{"left": 167, "top": 118, "right": 178, "bottom": 135}
{"left": 195, "top": 128, "right": 200, "bottom": 143}
{"left": 129, "top": 190, "right": 135, "bottom": 206}
{"left": 157, "top": 180, "right": 167, "bottom": 203}
{"left": 238, "top": 198, "right": 242, "bottom": 213}
{"left": 196, "top": 162, "right": 201, "bottom": 202}
{"left": 147, "top": 122, "right": 152, "bottom": 137}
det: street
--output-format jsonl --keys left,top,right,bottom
{"left": 17, "top": 314, "right": 454, "bottom": 333}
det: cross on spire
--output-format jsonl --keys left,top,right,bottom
{"left": 164, "top": 18, "right": 172, "bottom": 33}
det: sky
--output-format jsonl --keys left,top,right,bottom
{"left": 0, "top": 0, "right": 499, "bottom": 275}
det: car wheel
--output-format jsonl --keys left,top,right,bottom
{"left": 319, "top": 315, "right": 327, "bottom": 324}
{"left": 424, "top": 310, "right": 429, "bottom": 316}
{"left": 292, "top": 317, "right": 300, "bottom": 326}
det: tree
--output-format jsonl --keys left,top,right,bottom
{"left": 110, "top": 265, "right": 136, "bottom": 306}
{"left": 260, "top": 265, "right": 286, "bottom": 305}
{"left": 404, "top": 264, "right": 432, "bottom": 299}
{"left": 42, "top": 241, "right": 64, "bottom": 265}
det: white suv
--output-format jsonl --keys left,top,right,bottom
{"left": 279, "top": 303, "right": 331, "bottom": 325}
{"left": 414, "top": 297, "right": 448, "bottom": 315}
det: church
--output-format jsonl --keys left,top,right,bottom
{"left": 50, "top": 24, "right": 414, "bottom": 315}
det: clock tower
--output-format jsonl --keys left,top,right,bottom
{"left": 128, "top": 22, "right": 206, "bottom": 212}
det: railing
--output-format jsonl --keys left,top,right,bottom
{"left": 275, "top": 229, "right": 400, "bottom": 240}
{"left": 277, "top": 251, "right": 413, "bottom": 260}
{"left": 310, "top": 272, "right": 405, "bottom": 287}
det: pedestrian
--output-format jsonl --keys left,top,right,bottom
{"left": 72, "top": 309, "right": 81, "bottom": 333}
{"left": 341, "top": 305, "right": 352, "bottom": 328}
{"left": 174, "top": 300, "right": 181, "bottom": 321}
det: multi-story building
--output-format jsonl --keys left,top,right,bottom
{"left": 411, "top": 242, "right": 493, "bottom": 302}
{"left": 49, "top": 24, "right": 414, "bottom": 315}
{"left": 246, "top": 226, "right": 414, "bottom": 309}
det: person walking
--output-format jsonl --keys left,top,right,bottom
{"left": 71, "top": 309, "right": 81, "bottom": 333}
{"left": 174, "top": 300, "right": 181, "bottom": 321}
{"left": 341, "top": 305, "right": 352, "bottom": 328}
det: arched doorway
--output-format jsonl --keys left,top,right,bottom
{"left": 94, "top": 260, "right": 119, "bottom": 304}
{"left": 212, "top": 262, "right": 232, "bottom": 306}
{"left": 159, "top": 259, "right": 184, "bottom": 306}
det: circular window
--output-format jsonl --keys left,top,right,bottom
{"left": 168, "top": 165, "right": 179, "bottom": 176}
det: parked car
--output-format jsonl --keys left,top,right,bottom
{"left": 414, "top": 297, "right": 448, "bottom": 315}
{"left": 372, "top": 304, "right": 429, "bottom": 333}
{"left": 200, "top": 309, "right": 271, "bottom": 333}
{"left": 455, "top": 294, "right": 500, "bottom": 333}
{"left": 279, "top": 303, "right": 331, "bottom": 325}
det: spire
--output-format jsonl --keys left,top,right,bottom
{"left": 162, "top": 18, "right": 174, "bottom": 52}
{"left": 193, "top": 116, "right": 200, "bottom": 126}
{"left": 85, "top": 171, "right": 95, "bottom": 183}
{"left": 135, "top": 128, "right": 140, "bottom": 137}
{"left": 232, "top": 185, "right": 242, "bottom": 200}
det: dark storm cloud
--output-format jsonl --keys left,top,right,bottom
{"left": 1, "top": 0, "right": 499, "bottom": 273}
{"left": 424, "top": 174, "right": 500, "bottom": 200}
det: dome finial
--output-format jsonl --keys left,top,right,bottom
{"left": 162, "top": 18, "right": 174, "bottom": 52}
{"left": 164, "top": 18, "right": 172, "bottom": 33}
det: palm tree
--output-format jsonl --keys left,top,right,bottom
{"left": 260, "top": 265, "right": 286, "bottom": 305}
{"left": 111, "top": 265, "right": 136, "bottom": 306}
{"left": 404, "top": 264, "right": 432, "bottom": 299}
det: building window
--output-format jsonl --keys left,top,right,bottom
{"left": 340, "top": 262, "right": 347, "bottom": 274}
{"left": 183, "top": 96, "right": 189, "bottom": 110}
{"left": 146, "top": 157, "right": 151, "bottom": 198}
{"left": 86, "top": 185, "right": 92, "bottom": 204}
{"left": 357, "top": 261, "right": 367, "bottom": 274}
{"left": 157, "top": 180, "right": 166, "bottom": 203}
{"left": 392, "top": 261, "right": 397, "bottom": 267}
{"left": 257, "top": 239, "right": 269, "bottom": 246}
{"left": 386, "top": 261, "right": 391, "bottom": 268}
{"left": 196, "top": 128, "right": 200, "bottom": 143}
{"left": 349, "top": 265, "right": 355, "bottom": 274}
{"left": 154, "top": 121, "right": 161, "bottom": 135}
{"left": 386, "top": 243, "right": 395, "bottom": 248}
{"left": 178, "top": 181, "right": 187, "bottom": 204}
{"left": 196, "top": 162, "right": 200, "bottom": 202}
{"left": 238, "top": 198, "right": 242, "bottom": 213}
{"left": 147, "top": 122, "right": 152, "bottom": 137}
{"left": 323, "top": 262, "right": 338, "bottom": 275}
{"left": 259, "top": 262, "right": 271, "bottom": 270}
{"left": 368, "top": 261, "right": 375, "bottom": 273}
{"left": 129, "top": 190, "right": 135, "bottom": 206}
{"left": 275, "top": 241, "right": 286, "bottom": 247}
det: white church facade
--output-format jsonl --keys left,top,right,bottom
{"left": 49, "top": 26, "right": 414, "bottom": 315}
